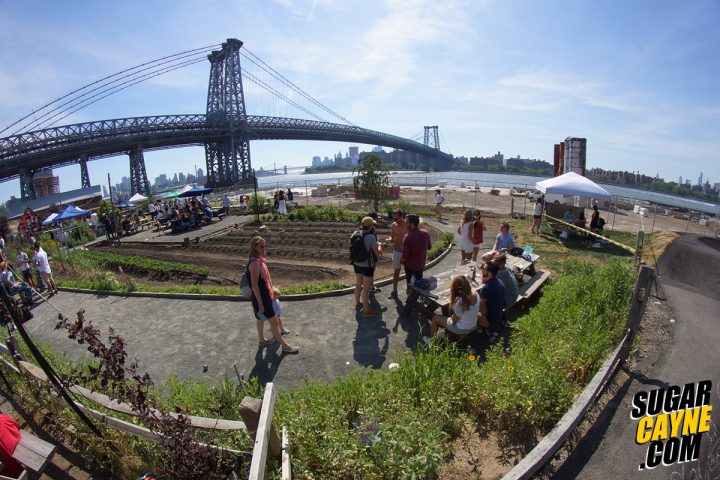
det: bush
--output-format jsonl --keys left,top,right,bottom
{"left": 248, "top": 194, "right": 267, "bottom": 216}
{"left": 428, "top": 232, "right": 453, "bottom": 261}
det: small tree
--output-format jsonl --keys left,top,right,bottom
{"left": 353, "top": 154, "right": 390, "bottom": 212}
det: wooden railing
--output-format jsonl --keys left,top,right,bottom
{"left": 0, "top": 341, "right": 291, "bottom": 478}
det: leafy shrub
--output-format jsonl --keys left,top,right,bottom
{"left": 68, "top": 220, "right": 96, "bottom": 247}
{"left": 248, "top": 194, "right": 267, "bottom": 216}
{"left": 94, "top": 272, "right": 122, "bottom": 291}
{"left": 428, "top": 232, "right": 453, "bottom": 261}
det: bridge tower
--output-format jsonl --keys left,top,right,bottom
{"left": 129, "top": 147, "right": 150, "bottom": 195}
{"left": 19, "top": 169, "right": 36, "bottom": 200}
{"left": 424, "top": 126, "right": 440, "bottom": 151}
{"left": 204, "top": 38, "right": 253, "bottom": 188}
{"left": 423, "top": 125, "right": 441, "bottom": 171}
{"left": 79, "top": 154, "right": 91, "bottom": 189}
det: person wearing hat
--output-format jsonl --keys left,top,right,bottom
{"left": 352, "top": 216, "right": 383, "bottom": 317}
{"left": 386, "top": 210, "right": 407, "bottom": 299}
{"left": 401, "top": 214, "right": 431, "bottom": 291}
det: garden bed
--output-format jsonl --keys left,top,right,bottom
{"left": 61, "top": 221, "right": 446, "bottom": 291}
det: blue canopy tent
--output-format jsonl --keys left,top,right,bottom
{"left": 178, "top": 186, "right": 213, "bottom": 198}
{"left": 52, "top": 205, "right": 91, "bottom": 223}
{"left": 116, "top": 200, "right": 134, "bottom": 209}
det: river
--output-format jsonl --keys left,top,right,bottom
{"left": 256, "top": 171, "right": 720, "bottom": 216}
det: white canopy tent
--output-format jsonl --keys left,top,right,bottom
{"left": 536, "top": 171, "right": 611, "bottom": 200}
{"left": 128, "top": 193, "right": 148, "bottom": 203}
{"left": 42, "top": 212, "right": 58, "bottom": 225}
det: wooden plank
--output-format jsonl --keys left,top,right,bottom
{"left": 18, "top": 360, "right": 48, "bottom": 382}
{"left": 520, "top": 270, "right": 551, "bottom": 301}
{"left": 73, "top": 400, "right": 242, "bottom": 456}
{"left": 282, "top": 426, "right": 291, "bottom": 480}
{"left": 504, "top": 330, "right": 630, "bottom": 480}
{"left": 249, "top": 383, "right": 278, "bottom": 480}
{"left": 0, "top": 356, "right": 20, "bottom": 374}
{"left": 0, "top": 469, "right": 28, "bottom": 480}
{"left": 12, "top": 431, "right": 56, "bottom": 473}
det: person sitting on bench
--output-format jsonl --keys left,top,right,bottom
{"left": 423, "top": 275, "right": 479, "bottom": 343}
{"left": 1, "top": 261, "right": 33, "bottom": 306}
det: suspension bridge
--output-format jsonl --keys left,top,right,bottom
{"left": 0, "top": 38, "right": 453, "bottom": 200}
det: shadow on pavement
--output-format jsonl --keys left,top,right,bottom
{"left": 353, "top": 306, "right": 390, "bottom": 369}
{"left": 248, "top": 344, "right": 285, "bottom": 384}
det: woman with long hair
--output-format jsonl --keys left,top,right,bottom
{"left": 423, "top": 275, "right": 479, "bottom": 343}
{"left": 247, "top": 236, "right": 299, "bottom": 353}
{"left": 471, "top": 210, "right": 486, "bottom": 262}
{"left": 457, "top": 209, "right": 474, "bottom": 262}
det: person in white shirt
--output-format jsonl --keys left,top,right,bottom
{"left": 223, "top": 194, "right": 230, "bottom": 215}
{"left": 423, "top": 275, "right": 479, "bottom": 343}
{"left": 434, "top": 189, "right": 445, "bottom": 222}
{"left": 15, "top": 248, "right": 35, "bottom": 288}
{"left": 33, "top": 242, "right": 58, "bottom": 295}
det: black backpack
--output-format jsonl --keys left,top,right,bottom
{"left": 350, "top": 230, "right": 374, "bottom": 264}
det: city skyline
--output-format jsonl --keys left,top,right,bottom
{"left": 1, "top": 0, "right": 719, "bottom": 203}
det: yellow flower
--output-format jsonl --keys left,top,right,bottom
{"left": 507, "top": 366, "right": 514, "bottom": 372}
{"left": 468, "top": 355, "right": 476, "bottom": 361}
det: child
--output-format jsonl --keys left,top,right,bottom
{"left": 272, "top": 288, "right": 291, "bottom": 335}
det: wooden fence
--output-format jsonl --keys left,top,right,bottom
{"left": 0, "top": 341, "right": 290, "bottom": 479}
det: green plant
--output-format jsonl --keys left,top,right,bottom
{"left": 248, "top": 194, "right": 267, "bottom": 217}
{"left": 428, "top": 231, "right": 453, "bottom": 261}
{"left": 353, "top": 154, "right": 390, "bottom": 211}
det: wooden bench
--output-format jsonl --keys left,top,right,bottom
{"left": 0, "top": 430, "right": 57, "bottom": 479}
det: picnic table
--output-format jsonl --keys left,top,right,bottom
{"left": 403, "top": 255, "right": 548, "bottom": 321}
{"left": 403, "top": 262, "right": 480, "bottom": 319}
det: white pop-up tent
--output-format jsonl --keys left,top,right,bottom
{"left": 536, "top": 171, "right": 611, "bottom": 200}
{"left": 128, "top": 193, "right": 148, "bottom": 203}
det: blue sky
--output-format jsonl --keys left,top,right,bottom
{"left": 1, "top": 0, "right": 719, "bottom": 203}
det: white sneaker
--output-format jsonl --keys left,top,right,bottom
{"left": 422, "top": 336, "right": 432, "bottom": 344}
{"left": 437, "top": 329, "right": 447, "bottom": 338}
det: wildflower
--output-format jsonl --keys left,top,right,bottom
{"left": 468, "top": 354, "right": 476, "bottom": 361}
{"left": 507, "top": 365, "right": 514, "bottom": 372}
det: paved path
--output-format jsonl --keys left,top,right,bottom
{"left": 549, "top": 234, "right": 720, "bottom": 479}
{"left": 22, "top": 217, "right": 490, "bottom": 390}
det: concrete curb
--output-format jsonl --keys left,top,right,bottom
{"left": 57, "top": 238, "right": 454, "bottom": 302}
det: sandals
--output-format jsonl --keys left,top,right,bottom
{"left": 282, "top": 345, "right": 300, "bottom": 354}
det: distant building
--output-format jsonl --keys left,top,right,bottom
{"left": 469, "top": 151, "right": 503, "bottom": 168}
{"left": 349, "top": 146, "right": 359, "bottom": 164}
{"left": 312, "top": 156, "right": 321, "bottom": 167}
{"left": 32, "top": 167, "right": 60, "bottom": 198}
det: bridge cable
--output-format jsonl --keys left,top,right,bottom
{"left": 438, "top": 130, "right": 452, "bottom": 155}
{"left": 2, "top": 44, "right": 220, "bottom": 136}
{"left": 242, "top": 71, "right": 326, "bottom": 122}
{"left": 27, "top": 56, "right": 209, "bottom": 131}
{"left": 240, "top": 48, "right": 356, "bottom": 126}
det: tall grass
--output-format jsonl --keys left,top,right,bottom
{"left": 271, "top": 259, "right": 636, "bottom": 477}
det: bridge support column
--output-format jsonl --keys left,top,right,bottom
{"left": 204, "top": 38, "right": 253, "bottom": 188}
{"left": 79, "top": 154, "right": 91, "bottom": 188}
{"left": 19, "top": 169, "right": 36, "bottom": 201}
{"left": 129, "top": 147, "right": 150, "bottom": 195}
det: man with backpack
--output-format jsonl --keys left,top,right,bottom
{"left": 351, "top": 216, "right": 383, "bottom": 317}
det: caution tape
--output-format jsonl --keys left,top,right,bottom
{"left": 543, "top": 214, "right": 637, "bottom": 254}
